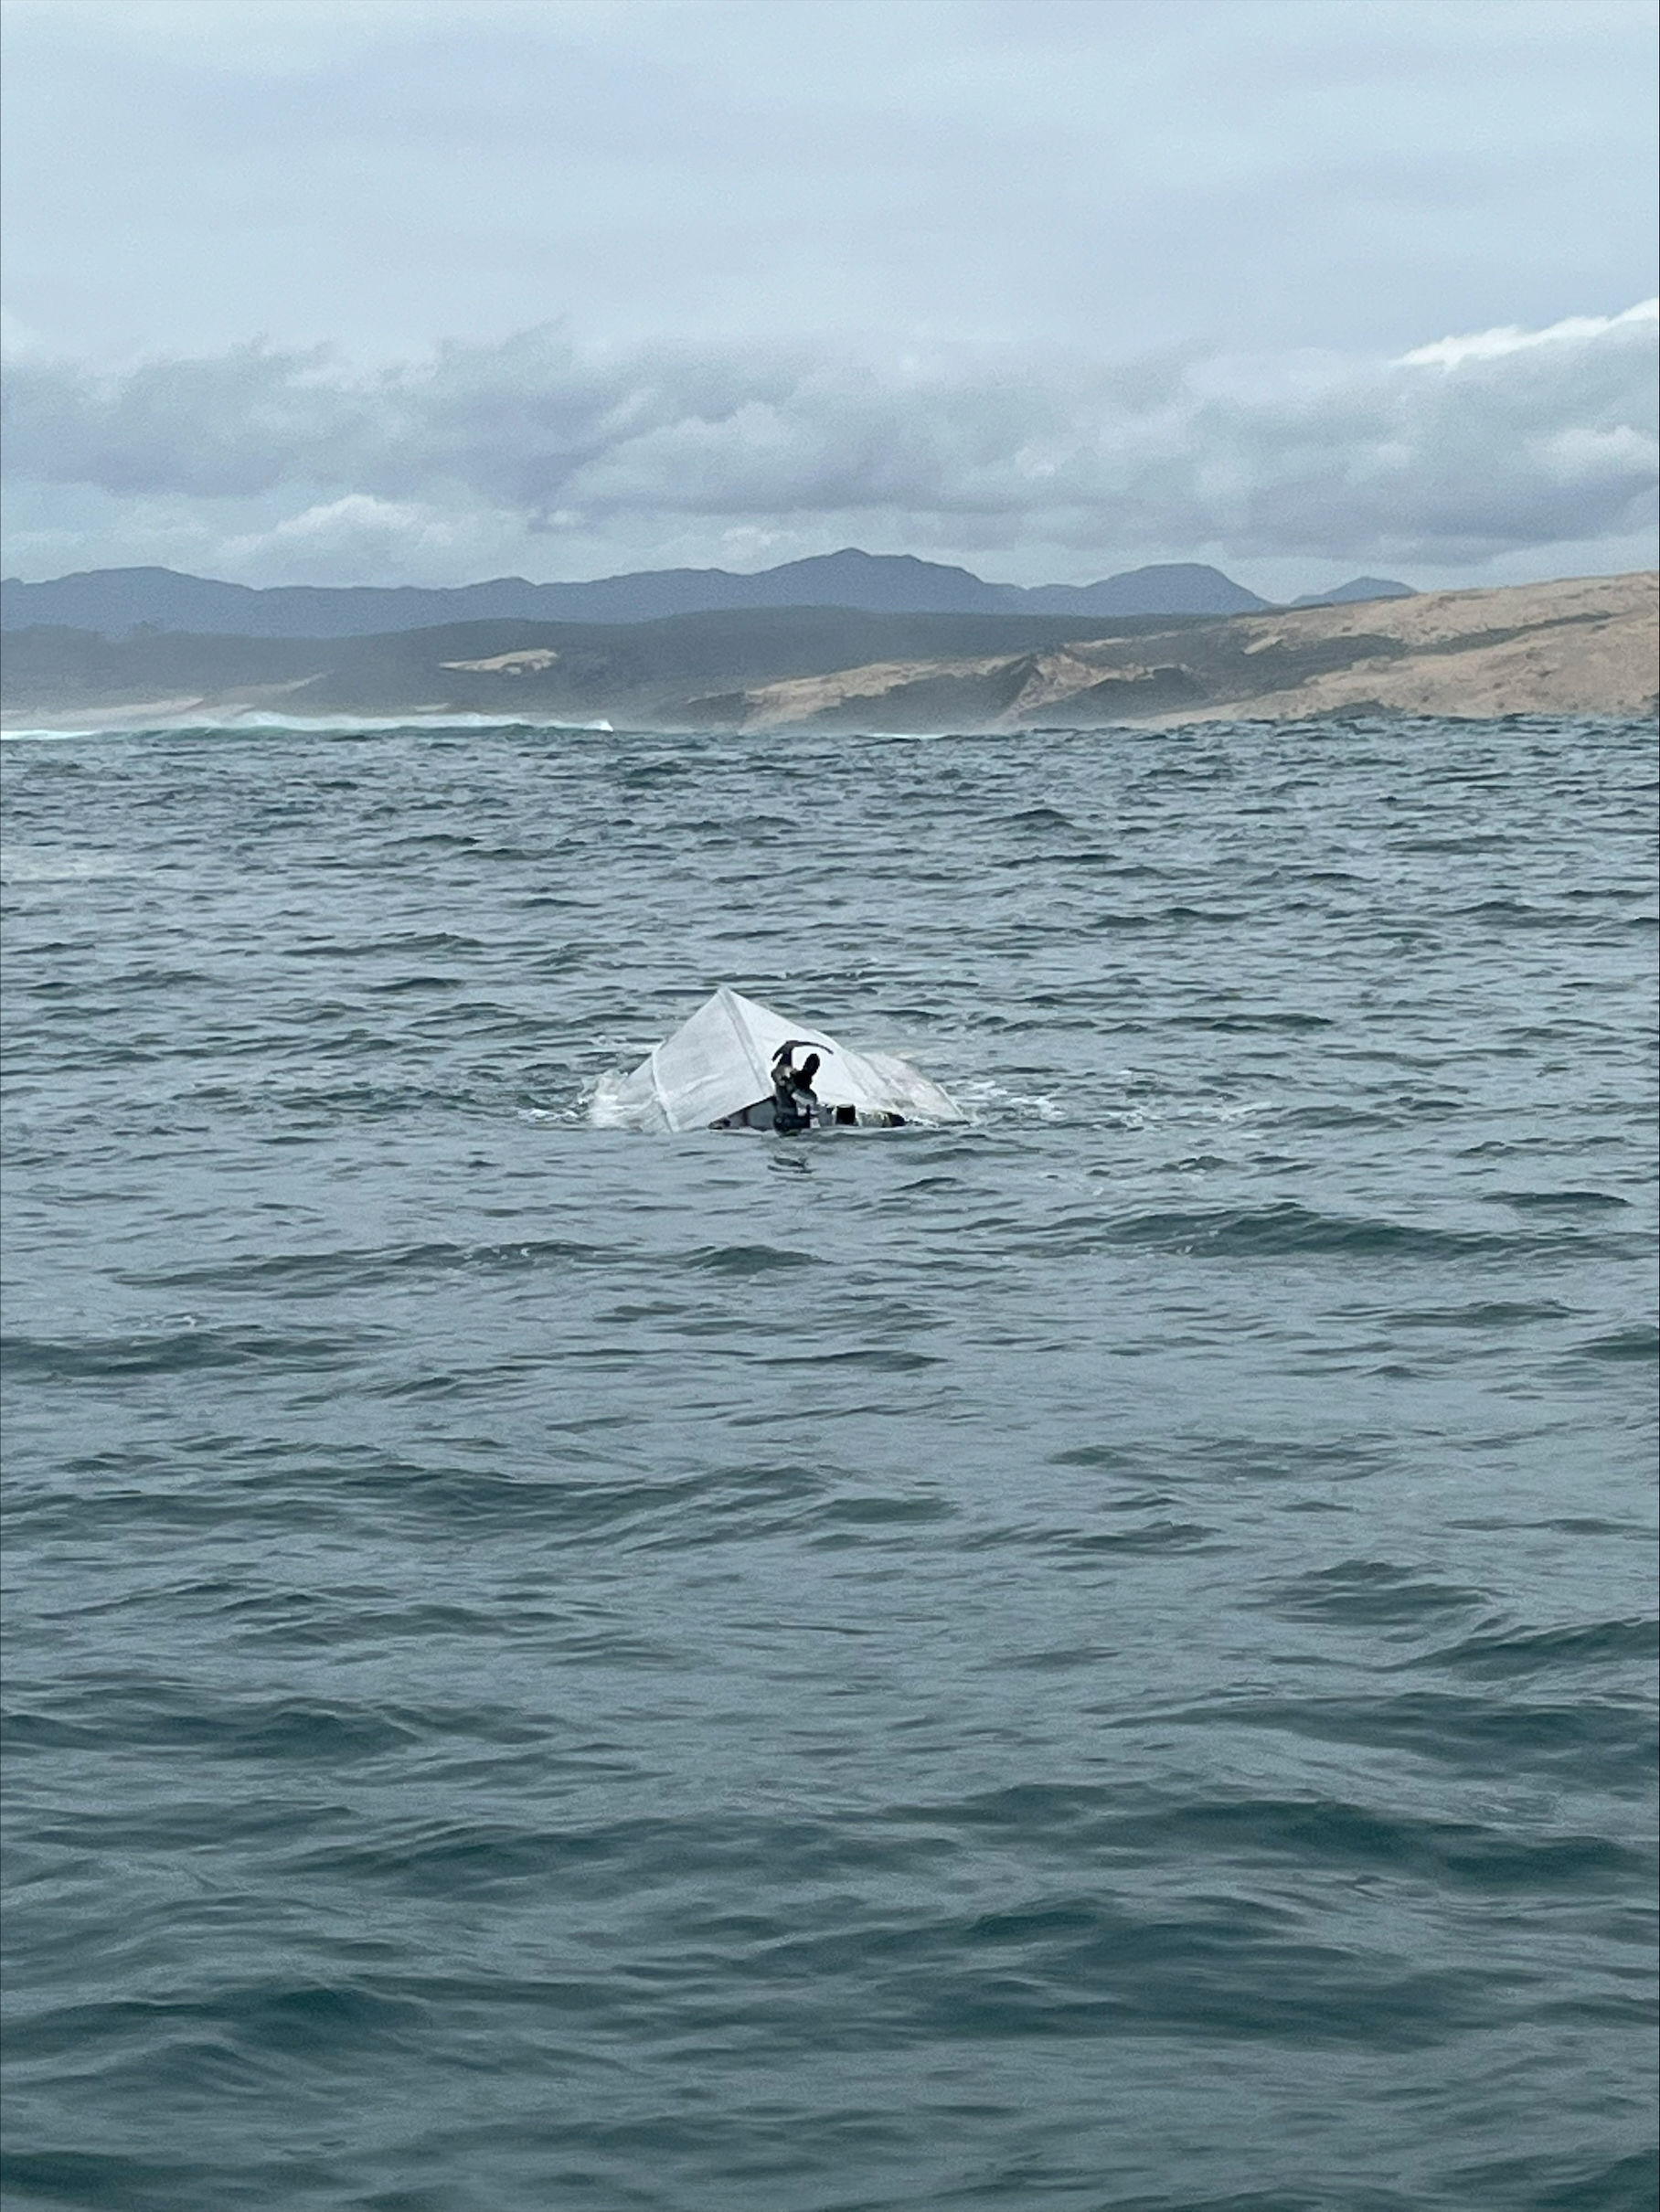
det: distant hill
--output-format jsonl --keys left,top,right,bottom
{"left": 1289, "top": 576, "right": 1416, "bottom": 608}
{"left": 0, "top": 549, "right": 1274, "bottom": 638}
{"left": 4, "top": 574, "right": 1651, "bottom": 731}
{"left": 1018, "top": 563, "right": 1270, "bottom": 617}
{"left": 0, "top": 605, "right": 1218, "bottom": 721}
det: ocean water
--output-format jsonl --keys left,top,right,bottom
{"left": 1, "top": 714, "right": 1655, "bottom": 2212}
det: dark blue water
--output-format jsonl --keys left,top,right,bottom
{"left": 2, "top": 716, "right": 1655, "bottom": 2212}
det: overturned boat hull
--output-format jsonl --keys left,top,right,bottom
{"left": 596, "top": 985, "right": 966, "bottom": 1133}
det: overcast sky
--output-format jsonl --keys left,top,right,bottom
{"left": 3, "top": 0, "right": 1655, "bottom": 593}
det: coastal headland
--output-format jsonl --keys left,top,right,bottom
{"left": 4, "top": 570, "right": 1655, "bottom": 731}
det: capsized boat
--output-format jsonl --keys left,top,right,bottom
{"left": 595, "top": 985, "right": 966, "bottom": 1133}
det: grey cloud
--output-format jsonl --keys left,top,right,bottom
{"left": 4, "top": 311, "right": 1655, "bottom": 572}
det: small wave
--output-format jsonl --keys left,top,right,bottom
{"left": 0, "top": 2152, "right": 224, "bottom": 2209}
{"left": 3, "top": 1690, "right": 421, "bottom": 1761}
{"left": 1454, "top": 898, "right": 1576, "bottom": 927}
{"left": 1158, "top": 1689, "right": 1655, "bottom": 1789}
{"left": 1081, "top": 1203, "right": 1527, "bottom": 1260}
{"left": 122, "top": 1239, "right": 616, "bottom": 1294}
{"left": 0, "top": 845, "right": 144, "bottom": 881}
{"left": 1191, "top": 1010, "right": 1333, "bottom": 1031}
{"left": 683, "top": 1242, "right": 819, "bottom": 1274}
{"left": 1452, "top": 2152, "right": 1660, "bottom": 2212}
{"left": 1410, "top": 1617, "right": 1659, "bottom": 1678}
{"left": 0, "top": 711, "right": 615, "bottom": 741}
{"left": 1496, "top": 1188, "right": 1633, "bottom": 1212}
{"left": 0, "top": 1324, "right": 378, "bottom": 1379}
{"left": 1572, "top": 1323, "right": 1659, "bottom": 1361}
{"left": 1086, "top": 1794, "right": 1651, "bottom": 1894}
{"left": 1259, "top": 1559, "right": 1487, "bottom": 1628}
{"left": 1384, "top": 1299, "right": 1577, "bottom": 1329}
{"left": 0, "top": 726, "right": 114, "bottom": 742}
{"left": 1041, "top": 1518, "right": 1212, "bottom": 1559}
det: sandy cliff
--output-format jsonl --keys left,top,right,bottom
{"left": 718, "top": 573, "right": 1658, "bottom": 730}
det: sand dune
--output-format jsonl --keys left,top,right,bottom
{"left": 719, "top": 573, "right": 1657, "bottom": 730}
{"left": 5, "top": 572, "right": 1654, "bottom": 731}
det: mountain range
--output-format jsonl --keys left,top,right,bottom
{"left": 0, "top": 549, "right": 1413, "bottom": 639}
{"left": 5, "top": 574, "right": 1650, "bottom": 732}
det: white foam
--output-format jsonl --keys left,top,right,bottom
{"left": 0, "top": 711, "right": 615, "bottom": 740}
{"left": 207, "top": 710, "right": 617, "bottom": 734}
{"left": 938, "top": 1078, "right": 1053, "bottom": 1122}
{"left": 1, "top": 727, "right": 114, "bottom": 743}
{"left": 584, "top": 1072, "right": 639, "bottom": 1130}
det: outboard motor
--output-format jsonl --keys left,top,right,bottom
{"left": 770, "top": 1041, "right": 824, "bottom": 1133}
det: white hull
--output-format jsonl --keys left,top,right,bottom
{"left": 594, "top": 986, "right": 966, "bottom": 1133}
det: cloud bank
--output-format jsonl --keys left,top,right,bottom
{"left": 3, "top": 303, "right": 1655, "bottom": 588}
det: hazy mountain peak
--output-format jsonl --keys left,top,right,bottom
{"left": 3, "top": 549, "right": 1283, "bottom": 639}
{"left": 1288, "top": 576, "right": 1416, "bottom": 608}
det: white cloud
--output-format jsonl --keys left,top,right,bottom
{"left": 214, "top": 494, "right": 507, "bottom": 581}
{"left": 1400, "top": 297, "right": 1658, "bottom": 369}
{"left": 3, "top": 304, "right": 1654, "bottom": 585}
{"left": 0, "top": 308, "right": 47, "bottom": 357}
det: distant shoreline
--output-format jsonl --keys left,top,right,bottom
{"left": 4, "top": 573, "right": 1655, "bottom": 733}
